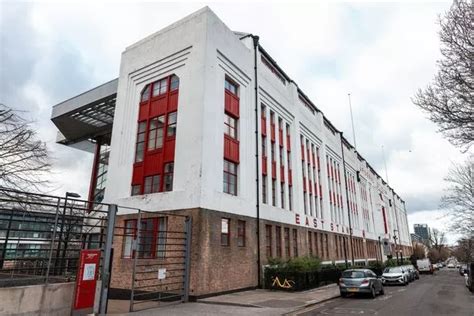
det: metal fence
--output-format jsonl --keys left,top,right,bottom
{"left": 0, "top": 188, "right": 110, "bottom": 287}
{"left": 0, "top": 188, "right": 192, "bottom": 314}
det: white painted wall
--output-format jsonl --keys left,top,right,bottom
{"left": 103, "top": 7, "right": 411, "bottom": 247}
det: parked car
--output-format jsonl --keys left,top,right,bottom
{"left": 466, "top": 263, "right": 473, "bottom": 292}
{"left": 382, "top": 266, "right": 409, "bottom": 286}
{"left": 402, "top": 265, "right": 418, "bottom": 281}
{"left": 447, "top": 263, "right": 455, "bottom": 268}
{"left": 339, "top": 269, "right": 384, "bottom": 298}
{"left": 417, "top": 259, "right": 433, "bottom": 274}
{"left": 459, "top": 264, "right": 468, "bottom": 276}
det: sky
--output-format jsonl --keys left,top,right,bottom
{"left": 0, "top": 0, "right": 468, "bottom": 244}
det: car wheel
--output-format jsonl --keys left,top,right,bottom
{"left": 370, "top": 286, "right": 376, "bottom": 299}
{"left": 380, "top": 286, "right": 385, "bottom": 295}
{"left": 340, "top": 292, "right": 347, "bottom": 298}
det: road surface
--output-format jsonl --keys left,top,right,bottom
{"left": 298, "top": 268, "right": 474, "bottom": 316}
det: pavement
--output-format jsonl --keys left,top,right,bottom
{"left": 106, "top": 283, "right": 340, "bottom": 315}
{"left": 295, "top": 268, "right": 474, "bottom": 316}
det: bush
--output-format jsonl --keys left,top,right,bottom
{"left": 385, "top": 258, "right": 398, "bottom": 267}
{"left": 286, "top": 256, "right": 321, "bottom": 272}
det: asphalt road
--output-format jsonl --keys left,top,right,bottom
{"left": 298, "top": 268, "right": 474, "bottom": 316}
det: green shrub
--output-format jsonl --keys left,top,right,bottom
{"left": 267, "top": 257, "right": 285, "bottom": 267}
{"left": 286, "top": 255, "right": 321, "bottom": 272}
{"left": 384, "top": 258, "right": 398, "bottom": 267}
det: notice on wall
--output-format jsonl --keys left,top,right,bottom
{"left": 83, "top": 263, "right": 96, "bottom": 281}
{"left": 158, "top": 268, "right": 167, "bottom": 280}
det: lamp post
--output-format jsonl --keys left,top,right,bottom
{"left": 393, "top": 229, "right": 400, "bottom": 266}
{"left": 54, "top": 192, "right": 80, "bottom": 275}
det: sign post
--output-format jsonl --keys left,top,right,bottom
{"left": 72, "top": 249, "right": 101, "bottom": 315}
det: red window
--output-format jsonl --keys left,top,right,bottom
{"left": 147, "top": 115, "right": 165, "bottom": 150}
{"left": 135, "top": 122, "right": 146, "bottom": 163}
{"left": 221, "top": 218, "right": 230, "bottom": 246}
{"left": 163, "top": 162, "right": 174, "bottom": 192}
{"left": 237, "top": 220, "right": 246, "bottom": 247}
{"left": 265, "top": 225, "right": 272, "bottom": 258}
{"left": 166, "top": 112, "right": 177, "bottom": 138}
{"left": 131, "top": 185, "right": 141, "bottom": 196}
{"left": 224, "top": 113, "right": 238, "bottom": 139}
{"left": 223, "top": 160, "right": 238, "bottom": 195}
{"left": 144, "top": 175, "right": 160, "bottom": 194}
{"left": 152, "top": 78, "right": 168, "bottom": 97}
{"left": 141, "top": 85, "right": 150, "bottom": 103}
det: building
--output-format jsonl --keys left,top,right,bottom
{"left": 50, "top": 7, "right": 412, "bottom": 298}
{"left": 414, "top": 224, "right": 431, "bottom": 245}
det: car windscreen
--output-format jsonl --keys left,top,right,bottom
{"left": 342, "top": 271, "right": 366, "bottom": 278}
{"left": 384, "top": 267, "right": 402, "bottom": 273}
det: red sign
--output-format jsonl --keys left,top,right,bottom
{"left": 73, "top": 250, "right": 101, "bottom": 310}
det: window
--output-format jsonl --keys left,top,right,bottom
{"left": 123, "top": 219, "right": 136, "bottom": 258}
{"left": 284, "top": 228, "right": 290, "bottom": 257}
{"left": 276, "top": 226, "right": 282, "bottom": 257}
{"left": 288, "top": 186, "right": 293, "bottom": 210}
{"left": 223, "top": 159, "right": 238, "bottom": 195}
{"left": 225, "top": 78, "right": 238, "bottom": 95}
{"left": 271, "top": 180, "right": 276, "bottom": 206}
{"left": 237, "top": 220, "right": 246, "bottom": 247}
{"left": 131, "top": 184, "right": 141, "bottom": 196}
{"left": 123, "top": 217, "right": 167, "bottom": 259}
{"left": 292, "top": 229, "right": 298, "bottom": 257}
{"left": 271, "top": 142, "right": 275, "bottom": 161}
{"left": 144, "top": 175, "right": 160, "bottom": 194}
{"left": 163, "top": 162, "right": 174, "bottom": 191}
{"left": 152, "top": 78, "right": 168, "bottom": 97}
{"left": 224, "top": 113, "right": 238, "bottom": 139}
{"left": 303, "top": 192, "right": 307, "bottom": 214}
{"left": 141, "top": 85, "right": 150, "bottom": 102}
{"left": 279, "top": 147, "right": 284, "bottom": 166}
{"left": 167, "top": 112, "right": 177, "bottom": 137}
{"left": 262, "top": 136, "right": 267, "bottom": 157}
{"left": 221, "top": 218, "right": 230, "bottom": 246}
{"left": 148, "top": 115, "right": 165, "bottom": 150}
{"left": 262, "top": 175, "right": 267, "bottom": 204}
{"left": 135, "top": 122, "right": 146, "bottom": 163}
{"left": 170, "top": 75, "right": 179, "bottom": 91}
{"left": 280, "top": 185, "right": 285, "bottom": 209}
{"left": 265, "top": 225, "right": 272, "bottom": 258}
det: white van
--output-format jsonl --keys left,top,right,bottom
{"left": 417, "top": 259, "right": 433, "bottom": 274}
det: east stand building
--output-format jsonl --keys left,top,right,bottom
{"left": 51, "top": 7, "right": 412, "bottom": 298}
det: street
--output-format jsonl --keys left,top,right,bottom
{"left": 297, "top": 269, "right": 474, "bottom": 316}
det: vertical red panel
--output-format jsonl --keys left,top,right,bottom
{"left": 261, "top": 117, "right": 267, "bottom": 135}
{"left": 303, "top": 177, "right": 307, "bottom": 192}
{"left": 286, "top": 135, "right": 291, "bottom": 150}
{"left": 272, "top": 161, "right": 277, "bottom": 179}
{"left": 288, "top": 170, "right": 293, "bottom": 185}
{"left": 262, "top": 156, "right": 267, "bottom": 175}
{"left": 279, "top": 129, "right": 283, "bottom": 146}
{"left": 224, "top": 136, "right": 240, "bottom": 163}
{"left": 271, "top": 124, "right": 276, "bottom": 142}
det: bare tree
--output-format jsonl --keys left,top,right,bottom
{"left": 0, "top": 104, "right": 51, "bottom": 191}
{"left": 412, "top": 243, "right": 427, "bottom": 260}
{"left": 412, "top": 0, "right": 474, "bottom": 151}
{"left": 452, "top": 237, "right": 474, "bottom": 262}
{"left": 428, "top": 228, "right": 447, "bottom": 250}
{"left": 441, "top": 157, "right": 474, "bottom": 237}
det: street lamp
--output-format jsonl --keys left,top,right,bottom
{"left": 393, "top": 229, "right": 400, "bottom": 266}
{"left": 54, "top": 192, "right": 81, "bottom": 275}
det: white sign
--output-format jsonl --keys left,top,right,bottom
{"left": 83, "top": 263, "right": 96, "bottom": 281}
{"left": 158, "top": 268, "right": 167, "bottom": 280}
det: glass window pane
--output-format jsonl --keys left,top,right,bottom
{"left": 144, "top": 176, "right": 152, "bottom": 194}
{"left": 160, "top": 78, "right": 168, "bottom": 94}
{"left": 152, "top": 175, "right": 160, "bottom": 193}
{"left": 141, "top": 85, "right": 150, "bottom": 102}
{"left": 152, "top": 80, "right": 161, "bottom": 96}
{"left": 171, "top": 75, "right": 179, "bottom": 91}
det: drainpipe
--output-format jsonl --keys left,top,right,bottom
{"left": 340, "top": 132, "right": 355, "bottom": 266}
{"left": 252, "top": 35, "right": 261, "bottom": 287}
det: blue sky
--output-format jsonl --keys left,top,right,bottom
{"left": 0, "top": 0, "right": 466, "bottom": 243}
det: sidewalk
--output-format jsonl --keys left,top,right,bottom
{"left": 107, "top": 284, "right": 340, "bottom": 315}
{"left": 199, "top": 283, "right": 340, "bottom": 312}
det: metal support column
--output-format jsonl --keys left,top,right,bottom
{"left": 98, "top": 204, "right": 117, "bottom": 315}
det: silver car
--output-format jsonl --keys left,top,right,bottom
{"left": 339, "top": 269, "right": 384, "bottom": 298}
{"left": 382, "top": 266, "right": 409, "bottom": 285}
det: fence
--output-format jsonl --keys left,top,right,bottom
{"left": 0, "top": 188, "right": 192, "bottom": 314}
{"left": 0, "top": 188, "right": 111, "bottom": 287}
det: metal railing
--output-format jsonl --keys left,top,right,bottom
{"left": 0, "top": 188, "right": 110, "bottom": 287}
